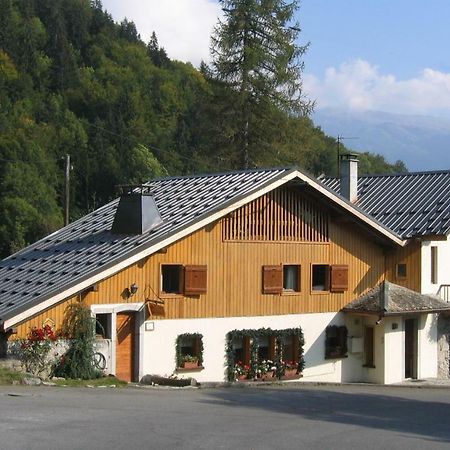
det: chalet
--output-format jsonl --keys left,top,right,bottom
{"left": 1, "top": 166, "right": 449, "bottom": 384}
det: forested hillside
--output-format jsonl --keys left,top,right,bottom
{"left": 0, "top": 0, "right": 406, "bottom": 257}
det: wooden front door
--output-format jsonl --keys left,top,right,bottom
{"left": 404, "top": 318, "right": 418, "bottom": 379}
{"left": 116, "top": 312, "right": 135, "bottom": 382}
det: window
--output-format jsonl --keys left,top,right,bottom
{"left": 431, "top": 246, "right": 438, "bottom": 284}
{"left": 263, "top": 265, "right": 301, "bottom": 294}
{"left": 257, "top": 336, "right": 276, "bottom": 361}
{"left": 161, "top": 264, "right": 207, "bottom": 295}
{"left": 364, "top": 326, "right": 375, "bottom": 367}
{"left": 282, "top": 334, "right": 299, "bottom": 366}
{"left": 325, "top": 326, "right": 348, "bottom": 358}
{"left": 233, "top": 336, "right": 250, "bottom": 365}
{"left": 95, "top": 313, "right": 111, "bottom": 339}
{"left": 176, "top": 333, "right": 203, "bottom": 368}
{"left": 283, "top": 265, "right": 300, "bottom": 292}
{"left": 312, "top": 264, "right": 329, "bottom": 291}
{"left": 162, "top": 265, "right": 183, "bottom": 294}
{"left": 396, "top": 263, "right": 407, "bottom": 279}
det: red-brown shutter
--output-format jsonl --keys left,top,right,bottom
{"left": 184, "top": 265, "right": 207, "bottom": 295}
{"left": 262, "top": 265, "right": 283, "bottom": 294}
{"left": 330, "top": 265, "right": 348, "bottom": 292}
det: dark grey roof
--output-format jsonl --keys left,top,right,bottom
{"left": 342, "top": 281, "right": 450, "bottom": 315}
{"left": 323, "top": 171, "right": 450, "bottom": 238}
{"left": 0, "top": 168, "right": 292, "bottom": 325}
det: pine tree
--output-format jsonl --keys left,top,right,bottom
{"left": 211, "top": 0, "right": 313, "bottom": 168}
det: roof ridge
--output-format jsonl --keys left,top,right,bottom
{"left": 147, "top": 166, "right": 293, "bottom": 183}
{"left": 325, "top": 169, "right": 450, "bottom": 181}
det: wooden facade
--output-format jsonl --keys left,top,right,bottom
{"left": 12, "top": 186, "right": 418, "bottom": 338}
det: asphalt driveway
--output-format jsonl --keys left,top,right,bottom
{"left": 1, "top": 384, "right": 449, "bottom": 450}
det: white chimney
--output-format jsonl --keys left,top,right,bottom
{"left": 340, "top": 153, "right": 359, "bottom": 202}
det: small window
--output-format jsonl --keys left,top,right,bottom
{"left": 431, "top": 246, "right": 438, "bottom": 284}
{"left": 282, "top": 334, "right": 299, "bottom": 366}
{"left": 325, "top": 325, "right": 348, "bottom": 359}
{"left": 257, "top": 336, "right": 276, "bottom": 361}
{"left": 312, "top": 264, "right": 329, "bottom": 291}
{"left": 95, "top": 313, "right": 111, "bottom": 339}
{"left": 283, "top": 265, "right": 300, "bottom": 292}
{"left": 161, "top": 264, "right": 183, "bottom": 294}
{"left": 233, "top": 336, "right": 250, "bottom": 365}
{"left": 364, "top": 326, "right": 375, "bottom": 367}
{"left": 263, "top": 265, "right": 301, "bottom": 294}
{"left": 396, "top": 263, "right": 407, "bottom": 279}
{"left": 176, "top": 334, "right": 203, "bottom": 368}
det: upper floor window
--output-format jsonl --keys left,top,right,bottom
{"left": 161, "top": 264, "right": 183, "bottom": 294}
{"left": 431, "top": 246, "right": 438, "bottom": 284}
{"left": 312, "top": 264, "right": 329, "bottom": 291}
{"left": 396, "top": 263, "right": 407, "bottom": 279}
{"left": 161, "top": 264, "right": 207, "bottom": 295}
{"left": 312, "top": 264, "right": 348, "bottom": 292}
{"left": 263, "top": 264, "right": 301, "bottom": 294}
{"left": 283, "top": 265, "right": 301, "bottom": 292}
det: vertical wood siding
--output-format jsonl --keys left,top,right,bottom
{"left": 13, "top": 187, "right": 406, "bottom": 338}
{"left": 386, "top": 240, "right": 421, "bottom": 292}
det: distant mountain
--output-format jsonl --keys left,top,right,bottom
{"left": 313, "top": 108, "right": 450, "bottom": 171}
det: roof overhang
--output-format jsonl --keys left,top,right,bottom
{"left": 1, "top": 168, "right": 405, "bottom": 330}
{"left": 342, "top": 308, "right": 450, "bottom": 317}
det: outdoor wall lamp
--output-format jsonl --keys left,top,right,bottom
{"left": 130, "top": 283, "right": 138, "bottom": 296}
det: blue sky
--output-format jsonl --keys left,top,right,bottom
{"left": 300, "top": 0, "right": 450, "bottom": 80}
{"left": 102, "top": 0, "right": 450, "bottom": 118}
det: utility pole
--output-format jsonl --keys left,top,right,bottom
{"left": 65, "top": 154, "right": 70, "bottom": 226}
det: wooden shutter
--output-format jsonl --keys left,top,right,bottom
{"left": 184, "top": 265, "right": 207, "bottom": 295}
{"left": 262, "top": 265, "right": 283, "bottom": 294}
{"left": 330, "top": 264, "right": 348, "bottom": 292}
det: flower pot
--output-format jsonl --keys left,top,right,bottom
{"left": 283, "top": 368, "right": 300, "bottom": 380}
{"left": 261, "top": 370, "right": 275, "bottom": 381}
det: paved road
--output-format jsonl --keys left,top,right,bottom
{"left": 1, "top": 384, "right": 449, "bottom": 450}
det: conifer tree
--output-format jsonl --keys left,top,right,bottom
{"left": 211, "top": 0, "right": 313, "bottom": 168}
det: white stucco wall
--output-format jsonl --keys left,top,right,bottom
{"left": 421, "top": 239, "right": 450, "bottom": 296}
{"left": 418, "top": 313, "right": 438, "bottom": 379}
{"left": 383, "top": 317, "right": 404, "bottom": 384}
{"left": 92, "top": 304, "right": 440, "bottom": 384}
{"left": 140, "top": 312, "right": 349, "bottom": 383}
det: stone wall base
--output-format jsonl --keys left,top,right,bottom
{"left": 437, "top": 315, "right": 450, "bottom": 379}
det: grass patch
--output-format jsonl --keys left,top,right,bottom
{"left": 52, "top": 375, "right": 128, "bottom": 388}
{"left": 0, "top": 368, "right": 25, "bottom": 385}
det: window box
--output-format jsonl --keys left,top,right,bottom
{"left": 181, "top": 359, "right": 200, "bottom": 370}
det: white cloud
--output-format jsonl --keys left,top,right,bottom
{"left": 102, "top": 0, "right": 222, "bottom": 66}
{"left": 304, "top": 59, "right": 450, "bottom": 117}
